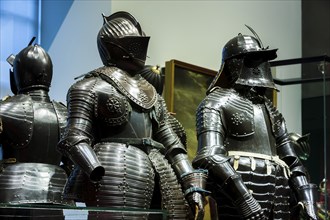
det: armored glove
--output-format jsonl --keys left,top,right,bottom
{"left": 292, "top": 182, "right": 319, "bottom": 219}
{"left": 181, "top": 170, "right": 209, "bottom": 220}
{"left": 186, "top": 191, "right": 206, "bottom": 220}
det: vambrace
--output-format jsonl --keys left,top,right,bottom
{"left": 276, "top": 133, "right": 310, "bottom": 179}
{"left": 290, "top": 175, "right": 318, "bottom": 220}
{"left": 214, "top": 162, "right": 264, "bottom": 219}
{"left": 180, "top": 169, "right": 209, "bottom": 220}
{"left": 193, "top": 145, "right": 264, "bottom": 219}
{"left": 154, "top": 115, "right": 209, "bottom": 218}
{"left": 193, "top": 146, "right": 248, "bottom": 195}
{"left": 180, "top": 169, "right": 209, "bottom": 197}
{"left": 169, "top": 152, "right": 209, "bottom": 201}
{"left": 68, "top": 142, "right": 104, "bottom": 181}
{"left": 276, "top": 133, "right": 300, "bottom": 169}
{"left": 277, "top": 133, "right": 318, "bottom": 219}
{"left": 153, "top": 119, "right": 188, "bottom": 167}
{"left": 171, "top": 154, "right": 209, "bottom": 220}
{"left": 58, "top": 136, "right": 105, "bottom": 182}
{"left": 211, "top": 159, "right": 264, "bottom": 219}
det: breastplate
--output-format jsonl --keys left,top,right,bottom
{"left": 225, "top": 104, "right": 277, "bottom": 156}
{"left": 96, "top": 106, "right": 153, "bottom": 141}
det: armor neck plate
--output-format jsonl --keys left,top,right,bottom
{"left": 94, "top": 66, "right": 157, "bottom": 109}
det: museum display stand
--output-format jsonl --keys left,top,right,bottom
{"left": 0, "top": 203, "right": 168, "bottom": 219}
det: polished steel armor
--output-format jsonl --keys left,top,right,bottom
{"left": 208, "top": 25, "right": 278, "bottom": 91}
{"left": 0, "top": 42, "right": 70, "bottom": 219}
{"left": 193, "top": 26, "right": 318, "bottom": 220}
{"left": 138, "top": 65, "right": 187, "bottom": 148}
{"left": 58, "top": 11, "right": 208, "bottom": 220}
{"left": 59, "top": 66, "right": 207, "bottom": 220}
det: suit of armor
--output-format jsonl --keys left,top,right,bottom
{"left": 0, "top": 40, "right": 70, "bottom": 219}
{"left": 57, "top": 12, "right": 207, "bottom": 220}
{"left": 192, "top": 26, "right": 318, "bottom": 220}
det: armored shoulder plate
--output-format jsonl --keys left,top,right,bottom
{"left": 265, "top": 98, "right": 286, "bottom": 137}
{"left": 69, "top": 75, "right": 132, "bottom": 128}
{"left": 0, "top": 95, "right": 34, "bottom": 148}
{"left": 200, "top": 87, "right": 233, "bottom": 110}
{"left": 196, "top": 87, "right": 229, "bottom": 135}
{"left": 93, "top": 66, "right": 157, "bottom": 110}
{"left": 203, "top": 87, "right": 255, "bottom": 137}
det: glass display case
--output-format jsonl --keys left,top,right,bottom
{"left": 270, "top": 55, "right": 330, "bottom": 219}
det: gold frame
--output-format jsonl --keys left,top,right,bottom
{"left": 164, "top": 59, "right": 217, "bottom": 112}
{"left": 164, "top": 59, "right": 217, "bottom": 161}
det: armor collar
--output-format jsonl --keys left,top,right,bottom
{"left": 24, "top": 89, "right": 51, "bottom": 102}
{"left": 94, "top": 66, "right": 157, "bottom": 109}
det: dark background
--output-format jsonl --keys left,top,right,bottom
{"left": 301, "top": 0, "right": 330, "bottom": 184}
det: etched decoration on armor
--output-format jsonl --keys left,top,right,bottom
{"left": 231, "top": 112, "right": 246, "bottom": 125}
{"left": 57, "top": 11, "right": 208, "bottom": 220}
{"left": 222, "top": 94, "right": 254, "bottom": 138}
{"left": 96, "top": 66, "right": 157, "bottom": 109}
{"left": 94, "top": 82, "right": 131, "bottom": 127}
{"left": 138, "top": 89, "right": 149, "bottom": 104}
{"left": 192, "top": 25, "right": 318, "bottom": 220}
{"left": 106, "top": 97, "right": 121, "bottom": 113}
{"left": 108, "top": 69, "right": 157, "bottom": 109}
{"left": 152, "top": 97, "right": 164, "bottom": 123}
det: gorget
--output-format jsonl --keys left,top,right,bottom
{"left": 93, "top": 66, "right": 157, "bottom": 109}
